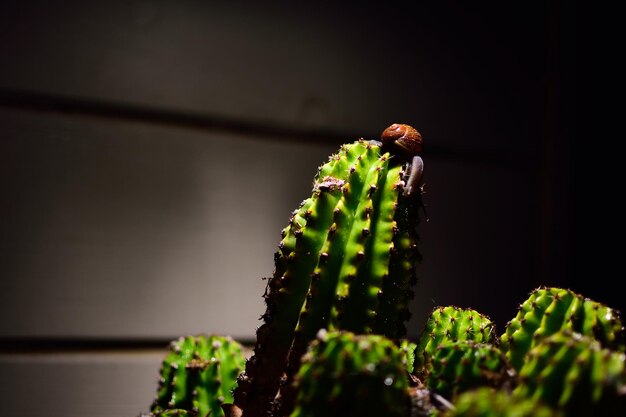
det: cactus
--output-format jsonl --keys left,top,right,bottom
{"left": 400, "top": 339, "right": 418, "bottom": 374}
{"left": 513, "top": 330, "right": 626, "bottom": 417}
{"left": 425, "top": 341, "right": 508, "bottom": 399}
{"left": 443, "top": 387, "right": 560, "bottom": 417}
{"left": 289, "top": 330, "right": 411, "bottom": 417}
{"left": 413, "top": 306, "right": 496, "bottom": 378}
{"left": 500, "top": 286, "right": 625, "bottom": 370}
{"left": 234, "top": 124, "right": 425, "bottom": 417}
{"left": 151, "top": 334, "right": 247, "bottom": 417}
{"left": 140, "top": 410, "right": 197, "bottom": 417}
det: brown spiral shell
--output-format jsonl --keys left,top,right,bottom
{"left": 380, "top": 123, "right": 423, "bottom": 156}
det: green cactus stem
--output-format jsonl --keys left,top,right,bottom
{"left": 289, "top": 330, "right": 411, "bottom": 417}
{"left": 413, "top": 306, "right": 496, "bottom": 379}
{"left": 400, "top": 339, "right": 418, "bottom": 374}
{"left": 140, "top": 410, "right": 197, "bottom": 417}
{"left": 425, "top": 341, "right": 509, "bottom": 399}
{"left": 234, "top": 124, "right": 425, "bottom": 417}
{"left": 151, "top": 334, "right": 246, "bottom": 417}
{"left": 500, "top": 286, "right": 625, "bottom": 370}
{"left": 443, "top": 388, "right": 560, "bottom": 417}
{"left": 513, "top": 330, "right": 626, "bottom": 417}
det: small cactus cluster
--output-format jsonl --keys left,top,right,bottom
{"left": 443, "top": 387, "right": 561, "bottom": 417}
{"left": 500, "top": 286, "right": 625, "bottom": 370}
{"left": 410, "top": 287, "right": 626, "bottom": 416}
{"left": 290, "top": 330, "right": 411, "bottom": 417}
{"left": 140, "top": 410, "right": 196, "bottom": 417}
{"left": 513, "top": 330, "right": 626, "bottom": 416}
{"left": 148, "top": 334, "right": 246, "bottom": 417}
{"left": 425, "top": 340, "right": 508, "bottom": 398}
{"left": 413, "top": 306, "right": 497, "bottom": 379}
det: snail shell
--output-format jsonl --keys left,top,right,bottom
{"left": 380, "top": 123, "right": 423, "bottom": 156}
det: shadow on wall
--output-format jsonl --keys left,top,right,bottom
{"left": 0, "top": 110, "right": 339, "bottom": 339}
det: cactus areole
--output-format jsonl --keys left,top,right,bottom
{"left": 233, "top": 124, "right": 426, "bottom": 417}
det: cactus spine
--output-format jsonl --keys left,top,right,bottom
{"left": 151, "top": 335, "right": 246, "bottom": 417}
{"left": 500, "top": 286, "right": 625, "bottom": 370}
{"left": 513, "top": 330, "right": 626, "bottom": 417}
{"left": 413, "top": 306, "right": 496, "bottom": 378}
{"left": 289, "top": 330, "right": 410, "bottom": 417}
{"left": 235, "top": 125, "right": 424, "bottom": 417}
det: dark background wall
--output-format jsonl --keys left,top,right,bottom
{"left": 0, "top": 1, "right": 585, "bottom": 416}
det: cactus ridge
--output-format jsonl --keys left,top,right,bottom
{"left": 330, "top": 154, "right": 396, "bottom": 333}
{"left": 513, "top": 330, "right": 626, "bottom": 417}
{"left": 372, "top": 168, "right": 421, "bottom": 338}
{"left": 151, "top": 335, "right": 246, "bottom": 417}
{"left": 414, "top": 306, "right": 496, "bottom": 378}
{"left": 444, "top": 387, "right": 561, "bottom": 417}
{"left": 290, "top": 330, "right": 411, "bottom": 417}
{"left": 400, "top": 339, "right": 418, "bottom": 374}
{"left": 500, "top": 286, "right": 625, "bottom": 370}
{"left": 235, "top": 139, "right": 422, "bottom": 417}
{"left": 425, "top": 341, "right": 508, "bottom": 399}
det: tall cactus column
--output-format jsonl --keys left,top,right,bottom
{"left": 233, "top": 124, "right": 426, "bottom": 417}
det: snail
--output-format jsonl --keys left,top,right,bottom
{"left": 371, "top": 123, "right": 425, "bottom": 198}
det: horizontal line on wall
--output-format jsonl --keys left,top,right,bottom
{"left": 0, "top": 88, "right": 528, "bottom": 165}
{"left": 0, "top": 337, "right": 256, "bottom": 354}
{"left": 0, "top": 88, "right": 349, "bottom": 145}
